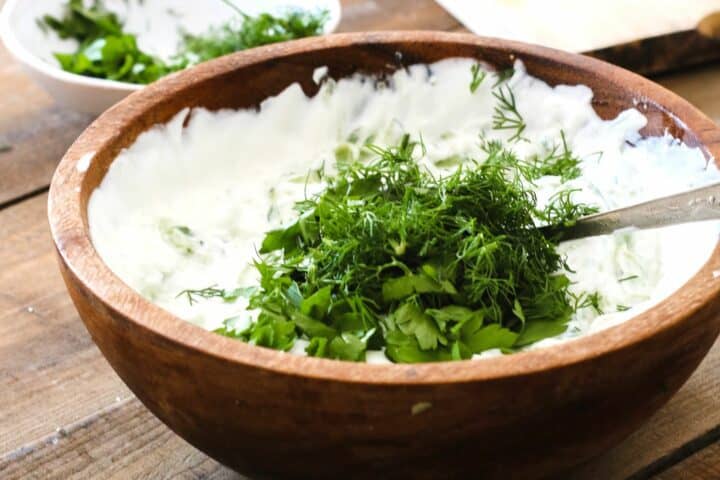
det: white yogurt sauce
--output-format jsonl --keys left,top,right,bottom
{"left": 88, "top": 58, "right": 720, "bottom": 362}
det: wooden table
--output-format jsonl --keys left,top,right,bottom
{"left": 1, "top": 1, "right": 719, "bottom": 478}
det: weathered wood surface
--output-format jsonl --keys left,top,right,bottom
{"left": 1, "top": 0, "right": 719, "bottom": 478}
{"left": 0, "top": 39, "right": 92, "bottom": 208}
{"left": 655, "top": 441, "right": 720, "bottom": 480}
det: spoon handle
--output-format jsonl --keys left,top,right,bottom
{"left": 547, "top": 182, "right": 720, "bottom": 241}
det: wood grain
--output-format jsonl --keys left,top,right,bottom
{"left": 569, "top": 344, "right": 720, "bottom": 479}
{"left": 0, "top": 42, "right": 92, "bottom": 208}
{"left": 654, "top": 440, "right": 720, "bottom": 480}
{"left": 0, "top": 400, "right": 240, "bottom": 480}
{"left": 0, "top": 194, "right": 131, "bottom": 455}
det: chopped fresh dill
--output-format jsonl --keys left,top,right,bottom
{"left": 618, "top": 274, "right": 639, "bottom": 282}
{"left": 177, "top": 8, "right": 329, "bottom": 66}
{"left": 616, "top": 304, "right": 631, "bottom": 312}
{"left": 527, "top": 131, "right": 583, "bottom": 182}
{"left": 538, "top": 189, "right": 599, "bottom": 228}
{"left": 469, "top": 63, "right": 486, "bottom": 93}
{"left": 492, "top": 85, "right": 527, "bottom": 143}
{"left": 195, "top": 134, "right": 600, "bottom": 363}
{"left": 574, "top": 291, "right": 604, "bottom": 315}
{"left": 479, "top": 132, "right": 584, "bottom": 185}
{"left": 177, "top": 285, "right": 256, "bottom": 306}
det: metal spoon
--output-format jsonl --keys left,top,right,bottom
{"left": 542, "top": 182, "right": 720, "bottom": 241}
{"left": 546, "top": 12, "right": 720, "bottom": 241}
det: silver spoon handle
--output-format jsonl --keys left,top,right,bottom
{"left": 546, "top": 182, "right": 720, "bottom": 241}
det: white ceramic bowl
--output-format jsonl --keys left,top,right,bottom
{"left": 0, "top": 0, "right": 341, "bottom": 115}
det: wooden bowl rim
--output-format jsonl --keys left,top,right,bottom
{"left": 48, "top": 31, "right": 720, "bottom": 385}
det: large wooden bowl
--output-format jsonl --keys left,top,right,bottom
{"left": 48, "top": 32, "right": 720, "bottom": 479}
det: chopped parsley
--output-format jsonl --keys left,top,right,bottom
{"left": 39, "top": 0, "right": 170, "bottom": 84}
{"left": 196, "top": 133, "right": 599, "bottom": 363}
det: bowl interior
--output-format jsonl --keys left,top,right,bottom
{"left": 51, "top": 32, "right": 720, "bottom": 383}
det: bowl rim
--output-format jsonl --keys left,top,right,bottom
{"left": 0, "top": 0, "right": 343, "bottom": 94}
{"left": 48, "top": 31, "right": 720, "bottom": 385}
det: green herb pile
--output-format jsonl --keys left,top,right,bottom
{"left": 203, "top": 130, "right": 599, "bottom": 363}
{"left": 168, "top": 64, "right": 603, "bottom": 363}
{"left": 179, "top": 5, "right": 329, "bottom": 65}
{"left": 39, "top": 0, "right": 328, "bottom": 84}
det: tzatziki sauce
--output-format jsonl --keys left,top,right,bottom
{"left": 87, "top": 59, "right": 720, "bottom": 362}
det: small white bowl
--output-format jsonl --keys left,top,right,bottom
{"left": 0, "top": 0, "right": 341, "bottom": 115}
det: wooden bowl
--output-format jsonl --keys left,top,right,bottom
{"left": 48, "top": 32, "right": 720, "bottom": 479}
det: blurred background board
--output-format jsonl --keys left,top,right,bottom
{"left": 438, "top": 0, "right": 720, "bottom": 75}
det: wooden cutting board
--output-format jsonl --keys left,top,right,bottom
{"left": 436, "top": 0, "right": 720, "bottom": 75}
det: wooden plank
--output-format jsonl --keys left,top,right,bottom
{"left": 0, "top": 194, "right": 130, "bottom": 454}
{"left": 586, "top": 31, "right": 720, "bottom": 78}
{"left": 333, "top": 0, "right": 461, "bottom": 32}
{"left": 0, "top": 399, "right": 240, "bottom": 480}
{"left": 653, "top": 440, "right": 720, "bottom": 479}
{"left": 0, "top": 194, "right": 236, "bottom": 478}
{"left": 0, "top": 44, "right": 92, "bottom": 208}
{"left": 567, "top": 338, "right": 720, "bottom": 479}
{"left": 657, "top": 63, "right": 720, "bottom": 123}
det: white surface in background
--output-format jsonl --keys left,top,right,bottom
{"left": 436, "top": 0, "right": 720, "bottom": 52}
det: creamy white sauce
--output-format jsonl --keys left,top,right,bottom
{"left": 88, "top": 59, "right": 720, "bottom": 362}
